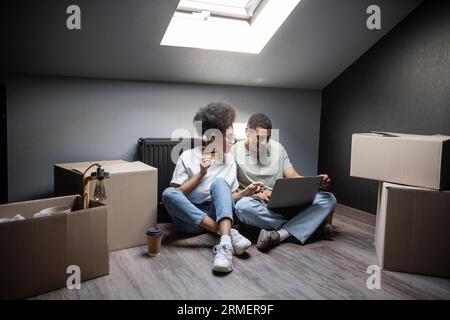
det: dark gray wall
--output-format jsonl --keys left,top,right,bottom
{"left": 0, "top": 85, "right": 6, "bottom": 203}
{"left": 318, "top": 0, "right": 450, "bottom": 214}
{"left": 1, "top": 0, "right": 422, "bottom": 89}
{"left": 4, "top": 75, "right": 321, "bottom": 202}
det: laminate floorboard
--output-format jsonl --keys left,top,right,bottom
{"left": 31, "top": 209, "right": 450, "bottom": 300}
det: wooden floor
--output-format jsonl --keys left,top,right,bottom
{"left": 31, "top": 208, "right": 450, "bottom": 300}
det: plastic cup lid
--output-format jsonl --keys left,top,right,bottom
{"left": 146, "top": 227, "right": 163, "bottom": 236}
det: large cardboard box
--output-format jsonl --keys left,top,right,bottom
{"left": 0, "top": 195, "right": 109, "bottom": 300}
{"left": 375, "top": 182, "right": 450, "bottom": 278}
{"left": 54, "top": 160, "right": 157, "bottom": 251}
{"left": 350, "top": 132, "right": 450, "bottom": 190}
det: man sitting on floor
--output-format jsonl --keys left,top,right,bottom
{"left": 231, "top": 113, "right": 336, "bottom": 251}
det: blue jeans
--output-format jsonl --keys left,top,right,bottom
{"left": 162, "top": 178, "right": 235, "bottom": 235}
{"left": 235, "top": 192, "right": 336, "bottom": 244}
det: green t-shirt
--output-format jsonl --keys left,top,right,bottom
{"left": 231, "top": 140, "right": 293, "bottom": 190}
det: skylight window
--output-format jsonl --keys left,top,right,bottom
{"left": 161, "top": 0, "right": 301, "bottom": 54}
{"left": 177, "top": 0, "right": 262, "bottom": 20}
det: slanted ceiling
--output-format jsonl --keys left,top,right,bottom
{"left": 1, "top": 0, "right": 423, "bottom": 89}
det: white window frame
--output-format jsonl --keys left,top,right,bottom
{"left": 161, "top": 0, "right": 301, "bottom": 54}
{"left": 177, "top": 0, "right": 262, "bottom": 20}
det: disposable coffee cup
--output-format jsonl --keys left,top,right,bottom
{"left": 146, "top": 227, "right": 163, "bottom": 256}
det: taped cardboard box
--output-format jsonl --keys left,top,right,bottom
{"left": 350, "top": 132, "right": 450, "bottom": 190}
{"left": 375, "top": 182, "right": 450, "bottom": 278}
{"left": 54, "top": 160, "right": 157, "bottom": 251}
{"left": 0, "top": 195, "right": 109, "bottom": 300}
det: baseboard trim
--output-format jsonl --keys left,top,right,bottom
{"left": 335, "top": 203, "right": 376, "bottom": 226}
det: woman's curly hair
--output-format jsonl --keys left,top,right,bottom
{"left": 194, "top": 101, "right": 236, "bottom": 136}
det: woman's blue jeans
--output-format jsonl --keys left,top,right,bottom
{"left": 162, "top": 177, "right": 235, "bottom": 235}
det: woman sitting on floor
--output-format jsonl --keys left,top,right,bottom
{"left": 162, "top": 101, "right": 262, "bottom": 273}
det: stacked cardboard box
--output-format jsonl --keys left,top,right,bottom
{"left": 54, "top": 160, "right": 157, "bottom": 252}
{"left": 0, "top": 195, "right": 109, "bottom": 299}
{"left": 350, "top": 132, "right": 450, "bottom": 278}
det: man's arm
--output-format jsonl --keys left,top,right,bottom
{"left": 283, "top": 167, "right": 303, "bottom": 178}
{"left": 283, "top": 167, "right": 331, "bottom": 188}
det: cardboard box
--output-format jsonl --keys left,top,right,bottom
{"left": 0, "top": 195, "right": 109, "bottom": 300}
{"left": 350, "top": 132, "right": 450, "bottom": 190}
{"left": 375, "top": 182, "right": 450, "bottom": 278}
{"left": 54, "top": 160, "right": 157, "bottom": 251}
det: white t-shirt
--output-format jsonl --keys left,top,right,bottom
{"left": 171, "top": 147, "right": 239, "bottom": 204}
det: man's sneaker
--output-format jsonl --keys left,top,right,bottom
{"left": 312, "top": 223, "right": 333, "bottom": 240}
{"left": 231, "top": 229, "right": 251, "bottom": 255}
{"left": 257, "top": 229, "right": 280, "bottom": 251}
{"left": 321, "top": 223, "right": 333, "bottom": 238}
{"left": 212, "top": 244, "right": 234, "bottom": 273}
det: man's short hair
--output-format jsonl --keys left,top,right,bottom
{"left": 194, "top": 101, "right": 236, "bottom": 135}
{"left": 247, "top": 113, "right": 272, "bottom": 130}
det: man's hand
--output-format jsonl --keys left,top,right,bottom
{"left": 200, "top": 156, "right": 212, "bottom": 176}
{"left": 319, "top": 174, "right": 331, "bottom": 189}
{"left": 252, "top": 190, "right": 272, "bottom": 202}
{"left": 241, "top": 182, "right": 264, "bottom": 197}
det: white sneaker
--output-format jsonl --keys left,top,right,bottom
{"left": 212, "top": 244, "right": 234, "bottom": 273}
{"left": 231, "top": 229, "right": 251, "bottom": 255}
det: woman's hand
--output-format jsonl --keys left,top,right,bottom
{"left": 177, "top": 158, "right": 210, "bottom": 195}
{"left": 319, "top": 174, "right": 331, "bottom": 189}
{"left": 200, "top": 156, "right": 212, "bottom": 176}
{"left": 241, "top": 181, "right": 264, "bottom": 197}
{"left": 233, "top": 181, "right": 265, "bottom": 202}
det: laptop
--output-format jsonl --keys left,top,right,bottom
{"left": 266, "top": 176, "right": 322, "bottom": 209}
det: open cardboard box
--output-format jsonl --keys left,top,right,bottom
{"left": 0, "top": 195, "right": 109, "bottom": 300}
